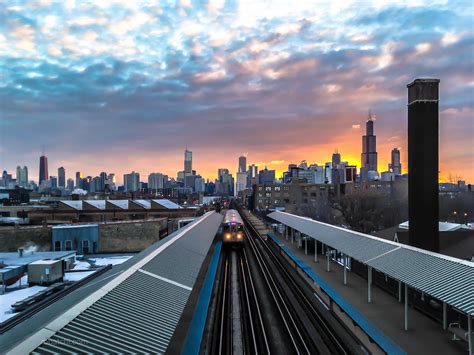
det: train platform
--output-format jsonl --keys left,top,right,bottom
{"left": 0, "top": 211, "right": 223, "bottom": 354}
{"left": 269, "top": 229, "right": 467, "bottom": 354}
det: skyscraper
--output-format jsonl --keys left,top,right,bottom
{"left": 66, "top": 178, "right": 74, "bottom": 191}
{"left": 361, "top": 111, "right": 378, "bottom": 181}
{"left": 184, "top": 149, "right": 192, "bottom": 175}
{"left": 389, "top": 148, "right": 402, "bottom": 175}
{"left": 58, "top": 167, "right": 66, "bottom": 188}
{"left": 50, "top": 176, "right": 58, "bottom": 189}
{"left": 148, "top": 173, "right": 165, "bottom": 190}
{"left": 407, "top": 78, "right": 440, "bottom": 252}
{"left": 247, "top": 164, "right": 259, "bottom": 187}
{"left": 99, "top": 172, "right": 107, "bottom": 191}
{"left": 124, "top": 171, "right": 140, "bottom": 192}
{"left": 16, "top": 166, "right": 28, "bottom": 187}
{"left": 331, "top": 151, "right": 341, "bottom": 167}
{"left": 238, "top": 155, "right": 247, "bottom": 173}
{"left": 75, "top": 171, "right": 83, "bottom": 189}
{"left": 39, "top": 155, "right": 48, "bottom": 185}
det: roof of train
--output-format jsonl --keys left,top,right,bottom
{"left": 223, "top": 209, "right": 243, "bottom": 225}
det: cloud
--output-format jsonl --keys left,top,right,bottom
{"left": 0, "top": 1, "right": 472, "bottom": 182}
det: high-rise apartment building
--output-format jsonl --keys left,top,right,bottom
{"left": 50, "top": 176, "right": 58, "bottom": 189}
{"left": 247, "top": 164, "right": 259, "bottom": 187}
{"left": 58, "top": 167, "right": 66, "bottom": 188}
{"left": 75, "top": 171, "right": 83, "bottom": 189}
{"left": 124, "top": 171, "right": 140, "bottom": 192}
{"left": 16, "top": 166, "right": 28, "bottom": 187}
{"left": 39, "top": 155, "right": 48, "bottom": 185}
{"left": 148, "top": 173, "right": 165, "bottom": 190}
{"left": 66, "top": 178, "right": 74, "bottom": 191}
{"left": 389, "top": 148, "right": 402, "bottom": 175}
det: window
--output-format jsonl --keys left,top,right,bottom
{"left": 265, "top": 186, "right": 272, "bottom": 191}
{"left": 274, "top": 200, "right": 279, "bottom": 204}
{"left": 65, "top": 240, "right": 72, "bottom": 251}
{"left": 82, "top": 240, "right": 90, "bottom": 254}
{"left": 274, "top": 186, "right": 281, "bottom": 191}
{"left": 265, "top": 193, "right": 271, "bottom": 197}
{"left": 283, "top": 186, "right": 289, "bottom": 191}
{"left": 54, "top": 241, "right": 61, "bottom": 251}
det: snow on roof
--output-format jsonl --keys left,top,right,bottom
{"left": 132, "top": 200, "right": 151, "bottom": 209}
{"left": 52, "top": 224, "right": 98, "bottom": 230}
{"left": 84, "top": 200, "right": 106, "bottom": 210}
{"left": 60, "top": 201, "right": 83, "bottom": 210}
{"left": 152, "top": 199, "right": 181, "bottom": 209}
{"left": 399, "top": 221, "right": 464, "bottom": 232}
{"left": 106, "top": 200, "right": 129, "bottom": 209}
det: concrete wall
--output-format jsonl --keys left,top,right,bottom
{"left": 98, "top": 219, "right": 168, "bottom": 253}
{"left": 0, "top": 219, "right": 168, "bottom": 253}
{"left": 0, "top": 225, "right": 51, "bottom": 252}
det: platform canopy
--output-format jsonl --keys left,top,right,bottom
{"left": 269, "top": 211, "right": 474, "bottom": 316}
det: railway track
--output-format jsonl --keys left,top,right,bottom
{"left": 204, "top": 207, "right": 366, "bottom": 355}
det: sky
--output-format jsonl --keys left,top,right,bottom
{"left": 0, "top": 0, "right": 473, "bottom": 184}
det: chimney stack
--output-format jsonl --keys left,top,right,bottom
{"left": 407, "top": 78, "right": 440, "bottom": 252}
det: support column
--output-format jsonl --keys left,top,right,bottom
{"left": 404, "top": 284, "right": 408, "bottom": 331}
{"left": 368, "top": 266, "right": 372, "bottom": 303}
{"left": 326, "top": 249, "right": 330, "bottom": 272}
{"left": 443, "top": 302, "right": 447, "bottom": 330}
{"left": 468, "top": 314, "right": 472, "bottom": 355}
{"left": 304, "top": 236, "right": 308, "bottom": 255}
{"left": 343, "top": 254, "right": 347, "bottom": 285}
{"left": 285, "top": 225, "right": 288, "bottom": 240}
{"left": 291, "top": 228, "right": 294, "bottom": 244}
{"left": 398, "top": 281, "right": 402, "bottom": 303}
{"left": 314, "top": 240, "right": 318, "bottom": 263}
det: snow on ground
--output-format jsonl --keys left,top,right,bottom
{"left": 64, "top": 271, "right": 95, "bottom": 281}
{"left": 73, "top": 255, "right": 133, "bottom": 269}
{"left": 72, "top": 260, "right": 91, "bottom": 270}
{"left": 89, "top": 256, "right": 133, "bottom": 266}
{"left": 6, "top": 275, "right": 28, "bottom": 289}
{"left": 0, "top": 285, "right": 46, "bottom": 322}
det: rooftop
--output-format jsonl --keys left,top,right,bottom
{"left": 1, "top": 211, "right": 223, "bottom": 354}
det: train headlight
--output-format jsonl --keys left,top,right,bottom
{"left": 225, "top": 233, "right": 232, "bottom": 240}
{"left": 237, "top": 233, "right": 242, "bottom": 239}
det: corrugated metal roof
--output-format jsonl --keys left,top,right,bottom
{"left": 106, "top": 200, "right": 129, "bottom": 209}
{"left": 59, "top": 201, "right": 83, "bottom": 210}
{"left": 83, "top": 200, "right": 106, "bottom": 210}
{"left": 152, "top": 199, "right": 182, "bottom": 209}
{"left": 269, "top": 212, "right": 398, "bottom": 263}
{"left": 131, "top": 199, "right": 151, "bottom": 209}
{"left": 269, "top": 211, "right": 474, "bottom": 315}
{"left": 9, "top": 211, "right": 222, "bottom": 354}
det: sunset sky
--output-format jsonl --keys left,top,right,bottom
{"left": 0, "top": 0, "right": 473, "bottom": 183}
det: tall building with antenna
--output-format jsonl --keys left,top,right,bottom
{"left": 184, "top": 148, "right": 192, "bottom": 175}
{"left": 360, "top": 110, "right": 378, "bottom": 181}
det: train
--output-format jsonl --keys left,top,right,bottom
{"left": 221, "top": 209, "right": 244, "bottom": 247}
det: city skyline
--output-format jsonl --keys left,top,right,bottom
{"left": 0, "top": 1, "right": 472, "bottom": 182}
